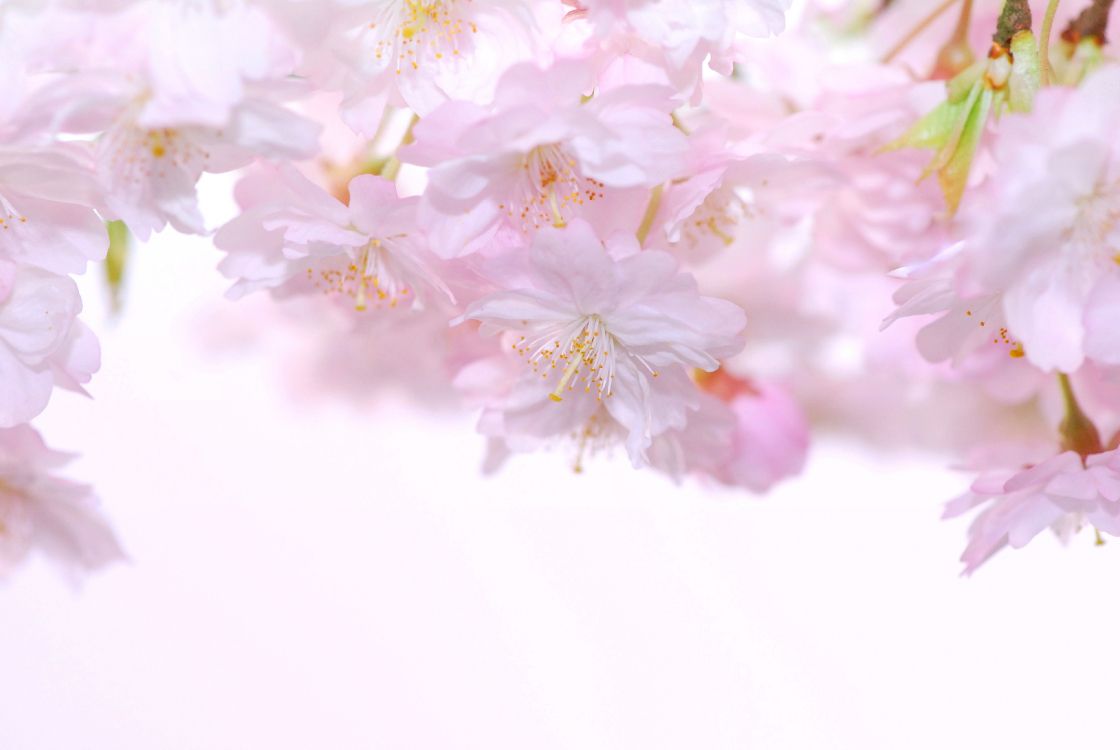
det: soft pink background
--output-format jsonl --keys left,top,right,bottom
{"left": 1, "top": 178, "right": 1115, "bottom": 749}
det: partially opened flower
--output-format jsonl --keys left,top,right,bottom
{"left": 0, "top": 424, "right": 123, "bottom": 580}
{"left": 459, "top": 219, "right": 745, "bottom": 463}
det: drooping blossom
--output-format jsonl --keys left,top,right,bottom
{"left": 0, "top": 260, "right": 98, "bottom": 427}
{"left": 0, "top": 424, "right": 123, "bottom": 579}
{"left": 12, "top": 0, "right": 320, "bottom": 239}
{"left": 458, "top": 219, "right": 745, "bottom": 463}
{"left": 565, "top": 0, "right": 790, "bottom": 101}
{"left": 957, "top": 66, "right": 1120, "bottom": 373}
{"left": 312, "top": 0, "right": 546, "bottom": 128}
{"left": 215, "top": 163, "right": 451, "bottom": 311}
{"left": 402, "top": 59, "right": 687, "bottom": 257}
{"left": 0, "top": 145, "right": 106, "bottom": 276}
{"left": 946, "top": 448, "right": 1120, "bottom": 574}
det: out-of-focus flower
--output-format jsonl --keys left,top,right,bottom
{"left": 958, "top": 67, "right": 1120, "bottom": 373}
{"left": 0, "top": 260, "right": 97, "bottom": 427}
{"left": 13, "top": 0, "right": 320, "bottom": 239}
{"left": 0, "top": 424, "right": 122, "bottom": 580}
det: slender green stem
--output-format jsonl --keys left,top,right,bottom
{"left": 635, "top": 184, "right": 664, "bottom": 247}
{"left": 1040, "top": 0, "right": 1062, "bottom": 85}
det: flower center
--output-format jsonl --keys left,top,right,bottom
{"left": 1070, "top": 180, "right": 1120, "bottom": 269}
{"left": 682, "top": 185, "right": 746, "bottom": 249}
{"left": 104, "top": 120, "right": 209, "bottom": 186}
{"left": 305, "top": 237, "right": 412, "bottom": 311}
{"left": 499, "top": 144, "right": 605, "bottom": 232}
{"left": 0, "top": 195, "right": 28, "bottom": 233}
{"left": 368, "top": 0, "right": 478, "bottom": 73}
{"left": 510, "top": 314, "right": 659, "bottom": 402}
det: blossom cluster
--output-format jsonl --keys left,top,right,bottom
{"left": 3, "top": 0, "right": 1120, "bottom": 579}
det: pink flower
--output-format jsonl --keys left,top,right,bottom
{"left": 15, "top": 1, "right": 320, "bottom": 239}
{"left": 321, "top": 0, "right": 544, "bottom": 127}
{"left": 570, "top": 0, "right": 790, "bottom": 101}
{"left": 0, "top": 260, "right": 98, "bottom": 427}
{"left": 216, "top": 164, "right": 452, "bottom": 311}
{"left": 458, "top": 219, "right": 745, "bottom": 463}
{"left": 651, "top": 372, "right": 809, "bottom": 492}
{"left": 0, "top": 424, "right": 123, "bottom": 579}
{"left": 402, "top": 59, "right": 687, "bottom": 257}
{"left": 959, "top": 67, "right": 1120, "bottom": 373}
{"left": 946, "top": 448, "right": 1120, "bottom": 574}
{"left": 0, "top": 144, "right": 107, "bottom": 276}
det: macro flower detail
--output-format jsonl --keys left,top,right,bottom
{"left": 460, "top": 219, "right": 745, "bottom": 463}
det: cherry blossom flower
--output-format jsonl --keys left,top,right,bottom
{"left": 567, "top": 0, "right": 790, "bottom": 101}
{"left": 0, "top": 144, "right": 106, "bottom": 276}
{"left": 0, "top": 260, "right": 98, "bottom": 427}
{"left": 946, "top": 448, "right": 1120, "bottom": 574}
{"left": 0, "top": 424, "right": 123, "bottom": 580}
{"left": 320, "top": 0, "right": 545, "bottom": 128}
{"left": 402, "top": 59, "right": 687, "bottom": 257}
{"left": 13, "top": 0, "right": 320, "bottom": 238}
{"left": 458, "top": 219, "right": 745, "bottom": 463}
{"left": 215, "top": 164, "right": 451, "bottom": 311}
{"left": 959, "top": 66, "right": 1120, "bottom": 373}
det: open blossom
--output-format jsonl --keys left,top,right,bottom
{"left": 958, "top": 66, "right": 1120, "bottom": 373}
{"left": 0, "top": 145, "right": 106, "bottom": 276}
{"left": 216, "top": 164, "right": 451, "bottom": 311}
{"left": 0, "top": 424, "right": 123, "bottom": 579}
{"left": 459, "top": 219, "right": 745, "bottom": 463}
{"left": 567, "top": 0, "right": 790, "bottom": 100}
{"left": 946, "top": 448, "right": 1120, "bottom": 574}
{"left": 320, "top": 0, "right": 543, "bottom": 127}
{"left": 14, "top": 0, "right": 319, "bottom": 239}
{"left": 0, "top": 260, "right": 98, "bottom": 427}
{"left": 402, "top": 59, "right": 687, "bottom": 257}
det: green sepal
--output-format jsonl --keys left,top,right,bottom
{"left": 1007, "top": 30, "right": 1040, "bottom": 113}
{"left": 939, "top": 86, "right": 993, "bottom": 214}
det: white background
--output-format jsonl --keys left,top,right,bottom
{"left": 1, "top": 191, "right": 1117, "bottom": 749}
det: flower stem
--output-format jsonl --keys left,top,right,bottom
{"left": 1057, "top": 372, "right": 1103, "bottom": 458}
{"left": 1040, "top": 0, "right": 1062, "bottom": 85}
{"left": 934, "top": 0, "right": 976, "bottom": 76}
{"left": 105, "top": 220, "right": 130, "bottom": 314}
{"left": 1062, "top": 0, "right": 1115, "bottom": 43}
{"left": 635, "top": 183, "right": 664, "bottom": 247}
{"left": 380, "top": 112, "right": 420, "bottom": 182}
{"left": 883, "top": 0, "right": 961, "bottom": 63}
